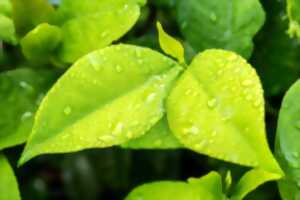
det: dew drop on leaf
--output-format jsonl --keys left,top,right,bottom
{"left": 63, "top": 106, "right": 72, "bottom": 115}
{"left": 207, "top": 98, "right": 217, "bottom": 108}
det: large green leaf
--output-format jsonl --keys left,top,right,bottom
{"left": 0, "top": 154, "right": 21, "bottom": 200}
{"left": 20, "top": 23, "right": 62, "bottom": 63}
{"left": 287, "top": 0, "right": 300, "bottom": 38}
{"left": 19, "top": 44, "right": 182, "bottom": 165}
{"left": 0, "top": 14, "right": 17, "bottom": 44}
{"left": 55, "top": 0, "right": 146, "bottom": 63}
{"left": 176, "top": 0, "right": 265, "bottom": 59}
{"left": 230, "top": 169, "right": 282, "bottom": 200}
{"left": 11, "top": 0, "right": 55, "bottom": 36}
{"left": 125, "top": 171, "right": 224, "bottom": 200}
{"left": 0, "top": 68, "right": 57, "bottom": 150}
{"left": 167, "top": 49, "right": 282, "bottom": 174}
{"left": 121, "top": 116, "right": 182, "bottom": 149}
{"left": 275, "top": 80, "right": 300, "bottom": 200}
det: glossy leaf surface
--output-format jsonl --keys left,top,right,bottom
{"left": 0, "top": 154, "right": 20, "bottom": 200}
{"left": 176, "top": 0, "right": 265, "bottom": 58}
{"left": 0, "top": 68, "right": 57, "bottom": 150}
{"left": 19, "top": 44, "right": 182, "bottom": 165}
{"left": 275, "top": 80, "right": 300, "bottom": 200}
{"left": 167, "top": 49, "right": 281, "bottom": 174}
{"left": 125, "top": 172, "right": 224, "bottom": 200}
{"left": 56, "top": 0, "right": 146, "bottom": 63}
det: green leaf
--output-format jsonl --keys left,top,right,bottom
{"left": 19, "top": 44, "right": 182, "bottom": 165}
{"left": 156, "top": 21, "right": 185, "bottom": 64}
{"left": 0, "top": 14, "right": 17, "bottom": 44}
{"left": 125, "top": 171, "right": 224, "bottom": 200}
{"left": 0, "top": 154, "right": 21, "bottom": 200}
{"left": 0, "top": 0, "right": 11, "bottom": 17}
{"left": 21, "top": 23, "right": 62, "bottom": 63}
{"left": 287, "top": 0, "right": 300, "bottom": 38}
{"left": 55, "top": 0, "right": 145, "bottom": 63}
{"left": 11, "top": 0, "right": 55, "bottom": 36}
{"left": 0, "top": 68, "right": 57, "bottom": 150}
{"left": 230, "top": 169, "right": 282, "bottom": 200}
{"left": 167, "top": 49, "right": 282, "bottom": 174}
{"left": 275, "top": 80, "right": 300, "bottom": 200}
{"left": 121, "top": 116, "right": 182, "bottom": 149}
{"left": 176, "top": 0, "right": 265, "bottom": 58}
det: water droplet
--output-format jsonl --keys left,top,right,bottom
{"left": 242, "top": 79, "right": 253, "bottom": 86}
{"left": 154, "top": 139, "right": 162, "bottom": 146}
{"left": 253, "top": 99, "right": 261, "bottom": 107}
{"left": 211, "top": 130, "right": 217, "bottom": 137}
{"left": 194, "top": 140, "right": 207, "bottom": 150}
{"left": 19, "top": 81, "right": 33, "bottom": 91}
{"left": 181, "top": 21, "right": 187, "bottom": 29}
{"left": 21, "top": 111, "right": 33, "bottom": 121}
{"left": 124, "top": 4, "right": 129, "bottom": 10}
{"left": 245, "top": 94, "right": 252, "bottom": 101}
{"left": 207, "top": 98, "right": 217, "bottom": 108}
{"left": 135, "top": 49, "right": 142, "bottom": 58}
{"left": 183, "top": 126, "right": 200, "bottom": 135}
{"left": 112, "top": 122, "right": 123, "bottom": 135}
{"left": 101, "top": 31, "right": 108, "bottom": 38}
{"left": 64, "top": 106, "right": 72, "bottom": 115}
{"left": 228, "top": 54, "right": 238, "bottom": 61}
{"left": 209, "top": 12, "right": 217, "bottom": 22}
{"left": 115, "top": 65, "right": 122, "bottom": 72}
{"left": 126, "top": 131, "right": 133, "bottom": 139}
{"left": 146, "top": 93, "right": 156, "bottom": 102}
{"left": 185, "top": 89, "right": 192, "bottom": 95}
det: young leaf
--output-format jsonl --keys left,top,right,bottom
{"left": 121, "top": 116, "right": 182, "bottom": 149}
{"left": 287, "top": 0, "right": 300, "bottom": 38}
{"left": 0, "top": 68, "right": 57, "bottom": 150}
{"left": 156, "top": 21, "right": 185, "bottom": 64}
{"left": 176, "top": 0, "right": 265, "bottom": 59}
{"left": 0, "top": 0, "right": 11, "bottom": 17}
{"left": 125, "top": 171, "right": 224, "bottom": 200}
{"left": 11, "top": 0, "right": 55, "bottom": 36}
{"left": 275, "top": 80, "right": 300, "bottom": 200}
{"left": 19, "top": 44, "right": 182, "bottom": 165}
{"left": 0, "top": 14, "right": 17, "bottom": 44}
{"left": 167, "top": 49, "right": 282, "bottom": 174}
{"left": 55, "top": 0, "right": 146, "bottom": 63}
{"left": 230, "top": 169, "right": 282, "bottom": 200}
{"left": 0, "top": 154, "right": 21, "bottom": 200}
{"left": 21, "top": 23, "right": 62, "bottom": 63}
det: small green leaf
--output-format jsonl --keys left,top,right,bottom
{"left": 225, "top": 170, "right": 232, "bottom": 193}
{"left": 275, "top": 80, "right": 300, "bottom": 200}
{"left": 56, "top": 0, "right": 144, "bottom": 63}
{"left": 125, "top": 171, "right": 224, "bottom": 200}
{"left": 176, "top": 0, "right": 265, "bottom": 58}
{"left": 287, "top": 0, "right": 300, "bottom": 38}
{"left": 11, "top": 0, "right": 55, "bottom": 36}
{"left": 167, "top": 49, "right": 282, "bottom": 174}
{"left": 121, "top": 116, "right": 182, "bottom": 149}
{"left": 19, "top": 44, "right": 182, "bottom": 165}
{"left": 0, "top": 14, "right": 17, "bottom": 44}
{"left": 156, "top": 21, "right": 185, "bottom": 64}
{"left": 0, "top": 154, "right": 21, "bottom": 200}
{"left": 0, "top": 68, "right": 57, "bottom": 150}
{"left": 21, "top": 23, "right": 62, "bottom": 63}
{"left": 0, "top": 0, "right": 12, "bottom": 17}
{"left": 230, "top": 169, "right": 282, "bottom": 200}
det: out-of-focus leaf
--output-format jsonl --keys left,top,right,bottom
{"left": 11, "top": 0, "right": 55, "bottom": 36}
{"left": 275, "top": 80, "right": 300, "bottom": 200}
{"left": 21, "top": 23, "right": 62, "bottom": 63}
{"left": 157, "top": 22, "right": 185, "bottom": 64}
{"left": 0, "top": 68, "right": 57, "bottom": 150}
{"left": 19, "top": 44, "right": 182, "bottom": 165}
{"left": 0, "top": 14, "right": 17, "bottom": 44}
{"left": 251, "top": 0, "right": 300, "bottom": 96}
{"left": 55, "top": 0, "right": 146, "bottom": 63}
{"left": 0, "top": 154, "right": 21, "bottom": 200}
{"left": 122, "top": 116, "right": 182, "bottom": 149}
{"left": 0, "top": 0, "right": 11, "bottom": 17}
{"left": 287, "top": 0, "right": 300, "bottom": 38}
{"left": 167, "top": 49, "right": 282, "bottom": 175}
{"left": 230, "top": 169, "right": 282, "bottom": 200}
{"left": 176, "top": 0, "right": 265, "bottom": 59}
{"left": 125, "top": 171, "right": 224, "bottom": 200}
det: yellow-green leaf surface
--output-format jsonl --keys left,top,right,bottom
{"left": 230, "top": 169, "right": 282, "bottom": 200}
{"left": 125, "top": 172, "right": 224, "bottom": 200}
{"left": 275, "top": 80, "right": 300, "bottom": 200}
{"left": 167, "top": 49, "right": 282, "bottom": 174}
{"left": 0, "top": 0, "right": 11, "bottom": 17}
{"left": 121, "top": 116, "right": 182, "bottom": 149}
{"left": 0, "top": 154, "right": 21, "bottom": 200}
{"left": 0, "top": 68, "right": 57, "bottom": 150}
{"left": 21, "top": 23, "right": 62, "bottom": 62}
{"left": 287, "top": 0, "right": 300, "bottom": 38}
{"left": 157, "top": 22, "right": 185, "bottom": 64}
{"left": 0, "top": 14, "right": 17, "bottom": 44}
{"left": 11, "top": 0, "right": 55, "bottom": 36}
{"left": 19, "top": 44, "right": 182, "bottom": 165}
{"left": 56, "top": 0, "right": 146, "bottom": 63}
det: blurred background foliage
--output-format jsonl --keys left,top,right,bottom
{"left": 1, "top": 0, "right": 300, "bottom": 199}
